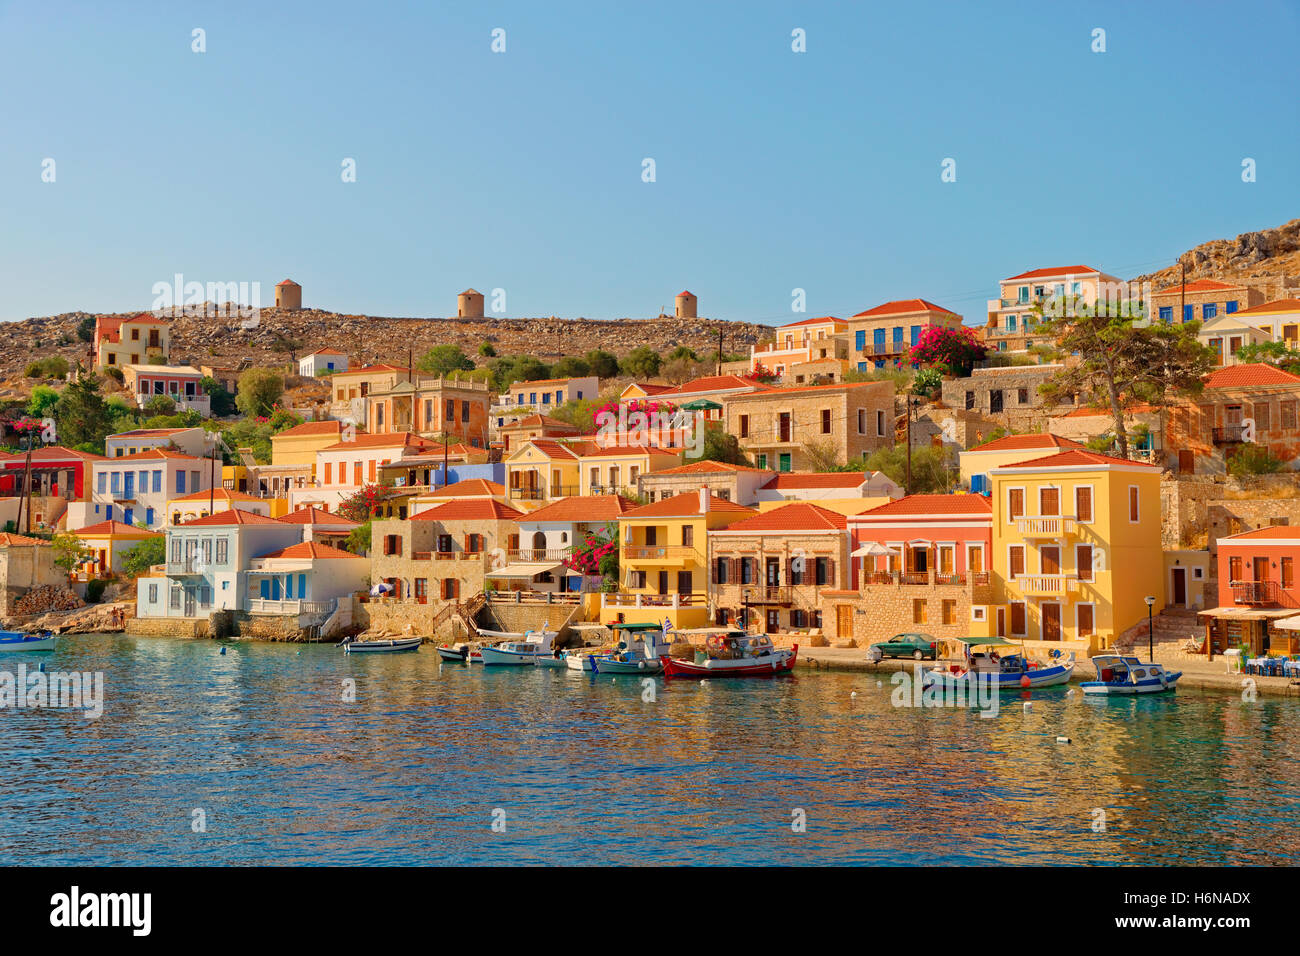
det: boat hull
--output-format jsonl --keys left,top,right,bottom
{"left": 436, "top": 645, "right": 471, "bottom": 663}
{"left": 924, "top": 662, "right": 1074, "bottom": 690}
{"left": 662, "top": 647, "right": 797, "bottom": 678}
{"left": 591, "top": 656, "right": 665, "bottom": 675}
{"left": 564, "top": 652, "right": 596, "bottom": 672}
{"left": 479, "top": 646, "right": 545, "bottom": 666}
{"left": 0, "top": 633, "right": 56, "bottom": 652}
{"left": 1081, "top": 672, "right": 1181, "bottom": 695}
{"left": 345, "top": 637, "right": 422, "bottom": 654}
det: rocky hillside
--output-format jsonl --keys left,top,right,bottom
{"left": 1134, "top": 217, "right": 1300, "bottom": 293}
{"left": 0, "top": 309, "right": 774, "bottom": 392}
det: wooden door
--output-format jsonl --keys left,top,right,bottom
{"left": 836, "top": 605, "right": 853, "bottom": 639}
{"left": 1042, "top": 603, "right": 1062, "bottom": 641}
{"left": 1172, "top": 568, "right": 1187, "bottom": 606}
{"left": 1178, "top": 450, "right": 1195, "bottom": 474}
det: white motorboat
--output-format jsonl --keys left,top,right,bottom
{"left": 0, "top": 630, "right": 56, "bottom": 652}
{"left": 344, "top": 635, "right": 422, "bottom": 654}
{"left": 923, "top": 639, "right": 1075, "bottom": 691}
{"left": 1081, "top": 655, "right": 1181, "bottom": 695}
{"left": 478, "top": 626, "right": 558, "bottom": 666}
{"left": 587, "top": 621, "right": 673, "bottom": 674}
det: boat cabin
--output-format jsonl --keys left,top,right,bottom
{"left": 704, "top": 631, "right": 777, "bottom": 660}
{"left": 610, "top": 620, "right": 672, "bottom": 658}
{"left": 1091, "top": 655, "right": 1169, "bottom": 684}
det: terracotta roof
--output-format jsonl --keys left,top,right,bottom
{"left": 1220, "top": 526, "right": 1300, "bottom": 543}
{"left": 0, "top": 532, "right": 48, "bottom": 546}
{"left": 277, "top": 279, "right": 300, "bottom": 287}
{"left": 969, "top": 434, "right": 1086, "bottom": 453}
{"left": 856, "top": 494, "right": 993, "bottom": 518}
{"left": 181, "top": 509, "right": 286, "bottom": 526}
{"left": 678, "top": 290, "right": 695, "bottom": 298}
{"left": 510, "top": 377, "right": 586, "bottom": 388}
{"left": 522, "top": 438, "right": 582, "bottom": 460}
{"left": 761, "top": 472, "right": 874, "bottom": 490}
{"left": 305, "top": 347, "right": 344, "bottom": 356}
{"left": 655, "top": 375, "right": 765, "bottom": 397}
{"left": 524, "top": 495, "right": 639, "bottom": 522}
{"left": 274, "top": 420, "right": 349, "bottom": 439}
{"left": 998, "top": 449, "right": 1161, "bottom": 470}
{"left": 0, "top": 445, "right": 106, "bottom": 464}
{"left": 733, "top": 380, "right": 884, "bottom": 398}
{"left": 626, "top": 383, "right": 673, "bottom": 396}
{"left": 96, "top": 449, "right": 203, "bottom": 463}
{"left": 1235, "top": 298, "right": 1300, "bottom": 316}
{"left": 425, "top": 478, "right": 505, "bottom": 497}
{"left": 776, "top": 316, "right": 846, "bottom": 329}
{"left": 1057, "top": 404, "right": 1154, "bottom": 419}
{"left": 1004, "top": 266, "right": 1103, "bottom": 282}
{"left": 410, "top": 499, "right": 524, "bottom": 522}
{"left": 170, "top": 488, "right": 264, "bottom": 503}
{"left": 621, "top": 493, "right": 755, "bottom": 519}
{"left": 501, "top": 414, "right": 578, "bottom": 430}
{"left": 278, "top": 506, "right": 359, "bottom": 527}
{"left": 110, "top": 428, "right": 192, "bottom": 438}
{"left": 257, "top": 541, "right": 361, "bottom": 560}
{"left": 649, "top": 460, "right": 769, "bottom": 476}
{"left": 74, "top": 520, "right": 160, "bottom": 537}
{"left": 121, "top": 312, "right": 170, "bottom": 326}
{"left": 322, "top": 431, "right": 436, "bottom": 451}
{"left": 336, "top": 364, "right": 409, "bottom": 375}
{"left": 1155, "top": 278, "right": 1243, "bottom": 295}
{"left": 713, "top": 502, "right": 846, "bottom": 532}
{"left": 1205, "top": 363, "right": 1300, "bottom": 389}
{"left": 851, "top": 298, "right": 958, "bottom": 318}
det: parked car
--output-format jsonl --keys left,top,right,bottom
{"left": 868, "top": 632, "right": 938, "bottom": 661}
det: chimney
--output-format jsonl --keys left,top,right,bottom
{"left": 699, "top": 485, "right": 709, "bottom": 514}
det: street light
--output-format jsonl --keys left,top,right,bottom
{"left": 743, "top": 588, "right": 752, "bottom": 633}
{"left": 1145, "top": 595, "right": 1156, "bottom": 662}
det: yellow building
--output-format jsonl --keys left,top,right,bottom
{"left": 271, "top": 421, "right": 351, "bottom": 471}
{"left": 989, "top": 448, "right": 1164, "bottom": 654}
{"left": 71, "top": 519, "right": 160, "bottom": 581}
{"left": 165, "top": 488, "right": 276, "bottom": 525}
{"left": 94, "top": 313, "right": 170, "bottom": 368}
{"left": 959, "top": 433, "right": 1085, "bottom": 491}
{"left": 607, "top": 488, "right": 755, "bottom": 628}
{"left": 504, "top": 439, "right": 679, "bottom": 511}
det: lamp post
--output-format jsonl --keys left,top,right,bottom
{"left": 1145, "top": 595, "right": 1156, "bottom": 662}
{"left": 743, "top": 588, "right": 752, "bottom": 633}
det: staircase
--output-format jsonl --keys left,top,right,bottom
{"left": 456, "top": 591, "right": 488, "bottom": 639}
{"left": 1115, "top": 606, "right": 1205, "bottom": 659}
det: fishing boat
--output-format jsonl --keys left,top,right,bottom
{"left": 1081, "top": 655, "right": 1181, "bottom": 695}
{"left": 344, "top": 635, "right": 423, "bottom": 654}
{"left": 0, "top": 630, "right": 56, "bottom": 652}
{"left": 478, "top": 627, "right": 558, "bottom": 666}
{"left": 923, "top": 639, "right": 1075, "bottom": 690}
{"left": 661, "top": 630, "right": 797, "bottom": 679}
{"left": 586, "top": 621, "right": 673, "bottom": 674}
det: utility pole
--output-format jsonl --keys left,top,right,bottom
{"left": 17, "top": 433, "right": 33, "bottom": 534}
{"left": 904, "top": 393, "right": 913, "bottom": 495}
{"left": 717, "top": 329, "right": 723, "bottom": 376}
{"left": 1180, "top": 261, "right": 1186, "bottom": 324}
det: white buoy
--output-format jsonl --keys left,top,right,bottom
{"left": 1023, "top": 701, "right": 1032, "bottom": 712}
{"left": 1067, "top": 689, "right": 1075, "bottom": 696}
{"left": 851, "top": 691, "right": 858, "bottom": 698}
{"left": 876, "top": 681, "right": 882, "bottom": 688}
{"left": 1056, "top": 736, "right": 1071, "bottom": 744}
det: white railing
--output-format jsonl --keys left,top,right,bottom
{"left": 247, "top": 598, "right": 334, "bottom": 616}
{"left": 1016, "top": 516, "right": 1077, "bottom": 537}
{"left": 601, "top": 592, "right": 701, "bottom": 609}
{"left": 1014, "top": 574, "right": 1079, "bottom": 596}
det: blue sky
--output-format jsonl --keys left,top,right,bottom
{"left": 1, "top": 0, "right": 1297, "bottom": 326}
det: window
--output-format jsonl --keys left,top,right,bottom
{"left": 1283, "top": 557, "right": 1294, "bottom": 590}
{"left": 1158, "top": 306, "right": 1173, "bottom": 322}
{"left": 876, "top": 410, "right": 885, "bottom": 436}
{"left": 942, "top": 599, "right": 956, "bottom": 625}
{"left": 739, "top": 415, "right": 749, "bottom": 439}
{"left": 740, "top": 557, "right": 754, "bottom": 585}
{"left": 854, "top": 330, "right": 866, "bottom": 351}
{"left": 1225, "top": 300, "right": 1238, "bottom": 314}
{"left": 97, "top": 472, "right": 106, "bottom": 494}
{"left": 1039, "top": 486, "right": 1059, "bottom": 516}
{"left": 681, "top": 525, "right": 693, "bottom": 547}
{"left": 1017, "top": 388, "right": 1029, "bottom": 404}
{"left": 1076, "top": 545, "right": 1093, "bottom": 582}
{"left": 148, "top": 583, "right": 159, "bottom": 604}
{"left": 971, "top": 606, "right": 986, "bottom": 623}
{"left": 169, "top": 587, "right": 181, "bottom": 610}
{"left": 324, "top": 462, "right": 332, "bottom": 484}
{"left": 1128, "top": 485, "right": 1140, "bottom": 523}
{"left": 912, "top": 599, "right": 927, "bottom": 625}
{"left": 1202, "top": 304, "right": 1217, "bottom": 319}
{"left": 1183, "top": 304, "right": 1194, "bottom": 322}
{"left": 1077, "top": 604, "right": 1094, "bottom": 637}
{"left": 778, "top": 453, "right": 792, "bottom": 472}
{"left": 815, "top": 557, "right": 828, "bottom": 586}
{"left": 756, "top": 454, "right": 767, "bottom": 470}
{"left": 175, "top": 471, "right": 185, "bottom": 494}
{"left": 446, "top": 400, "right": 455, "bottom": 422}
{"left": 821, "top": 409, "right": 831, "bottom": 434}
{"left": 1282, "top": 401, "right": 1297, "bottom": 430}
{"left": 715, "top": 557, "right": 729, "bottom": 584}
{"left": 1010, "top": 602, "right": 1026, "bottom": 635}
{"left": 152, "top": 470, "right": 162, "bottom": 493}
{"left": 216, "top": 539, "right": 228, "bottom": 565}
{"left": 1229, "top": 556, "right": 1242, "bottom": 581}
{"left": 1075, "top": 486, "right": 1093, "bottom": 523}
{"left": 965, "top": 390, "right": 975, "bottom": 411}
{"left": 414, "top": 578, "right": 428, "bottom": 601}
{"left": 1009, "top": 546, "right": 1025, "bottom": 579}
{"left": 857, "top": 409, "right": 865, "bottom": 434}
{"left": 1007, "top": 488, "right": 1024, "bottom": 520}
{"left": 1254, "top": 401, "right": 1270, "bottom": 431}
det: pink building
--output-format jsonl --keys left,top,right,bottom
{"left": 848, "top": 493, "right": 992, "bottom": 586}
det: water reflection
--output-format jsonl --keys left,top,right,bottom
{"left": 0, "top": 635, "right": 1297, "bottom": 865}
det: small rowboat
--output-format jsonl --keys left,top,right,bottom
{"left": 344, "top": 635, "right": 422, "bottom": 654}
{"left": 662, "top": 630, "right": 797, "bottom": 679}
{"left": 0, "top": 630, "right": 56, "bottom": 652}
{"left": 436, "top": 642, "right": 482, "bottom": 663}
{"left": 1081, "top": 655, "right": 1181, "bottom": 695}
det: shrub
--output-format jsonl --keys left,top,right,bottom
{"left": 86, "top": 578, "right": 108, "bottom": 603}
{"left": 1227, "top": 443, "right": 1285, "bottom": 477}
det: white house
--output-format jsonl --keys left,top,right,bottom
{"left": 105, "top": 427, "right": 214, "bottom": 459}
{"left": 299, "top": 348, "right": 350, "bottom": 378}
{"left": 77, "top": 449, "right": 216, "bottom": 531}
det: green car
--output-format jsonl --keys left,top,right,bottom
{"left": 868, "top": 632, "right": 938, "bottom": 661}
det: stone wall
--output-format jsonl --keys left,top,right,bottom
{"left": 127, "top": 616, "right": 208, "bottom": 638}
{"left": 1160, "top": 477, "right": 1220, "bottom": 549}
{"left": 819, "top": 581, "right": 995, "bottom": 647}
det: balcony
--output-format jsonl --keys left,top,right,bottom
{"left": 1230, "top": 580, "right": 1280, "bottom": 606}
{"left": 507, "top": 548, "right": 571, "bottom": 562}
{"left": 247, "top": 598, "right": 333, "bottom": 616}
{"left": 1016, "top": 516, "right": 1078, "bottom": 538}
{"left": 166, "top": 558, "right": 202, "bottom": 574}
{"left": 601, "top": 592, "right": 703, "bottom": 610}
{"left": 1213, "top": 424, "right": 1246, "bottom": 445}
{"left": 1014, "top": 574, "right": 1080, "bottom": 597}
{"left": 622, "top": 545, "right": 702, "bottom": 565}
{"left": 862, "top": 570, "right": 991, "bottom": 587}
{"left": 741, "top": 586, "right": 793, "bottom": 605}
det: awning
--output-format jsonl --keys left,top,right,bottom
{"left": 1270, "top": 613, "right": 1300, "bottom": 630}
{"left": 1197, "top": 606, "right": 1297, "bottom": 621}
{"left": 680, "top": 399, "right": 722, "bottom": 411}
{"left": 486, "top": 561, "right": 563, "bottom": 579}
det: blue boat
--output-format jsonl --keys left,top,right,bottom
{"left": 923, "top": 638, "right": 1075, "bottom": 690}
{"left": 1080, "top": 655, "right": 1181, "bottom": 695}
{"left": 0, "top": 630, "right": 56, "bottom": 652}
